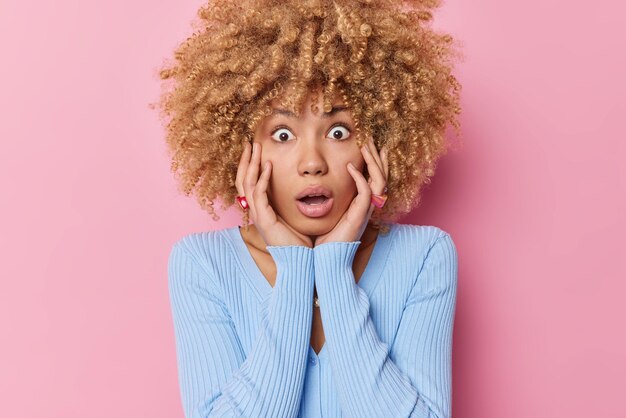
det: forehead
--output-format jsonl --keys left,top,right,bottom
{"left": 268, "top": 106, "right": 349, "bottom": 121}
{"left": 268, "top": 89, "right": 348, "bottom": 117}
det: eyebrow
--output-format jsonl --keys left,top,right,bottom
{"left": 271, "top": 105, "right": 349, "bottom": 119}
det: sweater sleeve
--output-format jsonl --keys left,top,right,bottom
{"left": 168, "top": 240, "right": 315, "bottom": 418}
{"left": 313, "top": 233, "right": 458, "bottom": 418}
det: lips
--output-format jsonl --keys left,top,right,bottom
{"left": 295, "top": 185, "right": 334, "bottom": 218}
{"left": 296, "top": 197, "right": 334, "bottom": 217}
{"left": 295, "top": 185, "right": 332, "bottom": 200}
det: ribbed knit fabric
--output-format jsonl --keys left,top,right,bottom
{"left": 168, "top": 223, "right": 458, "bottom": 418}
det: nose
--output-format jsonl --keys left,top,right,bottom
{"left": 297, "top": 136, "right": 328, "bottom": 176}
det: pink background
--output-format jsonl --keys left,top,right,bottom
{"left": 1, "top": 0, "right": 624, "bottom": 417}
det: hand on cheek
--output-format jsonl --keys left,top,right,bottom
{"left": 315, "top": 136, "right": 389, "bottom": 245}
{"left": 235, "top": 142, "right": 313, "bottom": 247}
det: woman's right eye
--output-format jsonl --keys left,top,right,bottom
{"left": 270, "top": 127, "right": 295, "bottom": 143}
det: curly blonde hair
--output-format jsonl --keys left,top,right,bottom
{"left": 152, "top": 0, "right": 462, "bottom": 233}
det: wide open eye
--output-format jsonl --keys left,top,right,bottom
{"left": 327, "top": 124, "right": 351, "bottom": 141}
{"left": 270, "top": 127, "right": 296, "bottom": 143}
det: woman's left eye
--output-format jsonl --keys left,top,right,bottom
{"left": 327, "top": 125, "right": 351, "bottom": 141}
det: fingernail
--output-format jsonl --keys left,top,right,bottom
{"left": 253, "top": 143, "right": 258, "bottom": 153}
{"left": 348, "top": 162, "right": 355, "bottom": 170}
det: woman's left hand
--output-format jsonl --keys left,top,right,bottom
{"left": 315, "top": 136, "right": 389, "bottom": 246}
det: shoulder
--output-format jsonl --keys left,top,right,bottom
{"left": 388, "top": 223, "right": 457, "bottom": 277}
{"left": 170, "top": 227, "right": 236, "bottom": 258}
{"left": 168, "top": 227, "right": 235, "bottom": 283}
{"left": 388, "top": 223, "right": 453, "bottom": 252}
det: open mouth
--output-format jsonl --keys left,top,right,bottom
{"left": 297, "top": 195, "right": 330, "bottom": 205}
{"left": 295, "top": 194, "right": 334, "bottom": 218}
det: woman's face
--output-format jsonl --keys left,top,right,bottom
{"left": 253, "top": 90, "right": 366, "bottom": 238}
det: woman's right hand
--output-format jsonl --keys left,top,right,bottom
{"left": 235, "top": 141, "right": 313, "bottom": 248}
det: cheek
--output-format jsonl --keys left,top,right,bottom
{"left": 264, "top": 158, "right": 289, "bottom": 199}
{"left": 344, "top": 143, "right": 365, "bottom": 169}
{"left": 356, "top": 156, "right": 366, "bottom": 172}
{"left": 348, "top": 149, "right": 366, "bottom": 172}
{"left": 332, "top": 161, "right": 359, "bottom": 192}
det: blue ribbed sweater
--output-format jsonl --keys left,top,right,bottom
{"left": 167, "top": 222, "right": 458, "bottom": 418}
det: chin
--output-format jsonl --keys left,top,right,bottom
{"left": 289, "top": 215, "right": 339, "bottom": 237}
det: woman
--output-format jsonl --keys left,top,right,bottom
{"left": 156, "top": 0, "right": 461, "bottom": 417}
